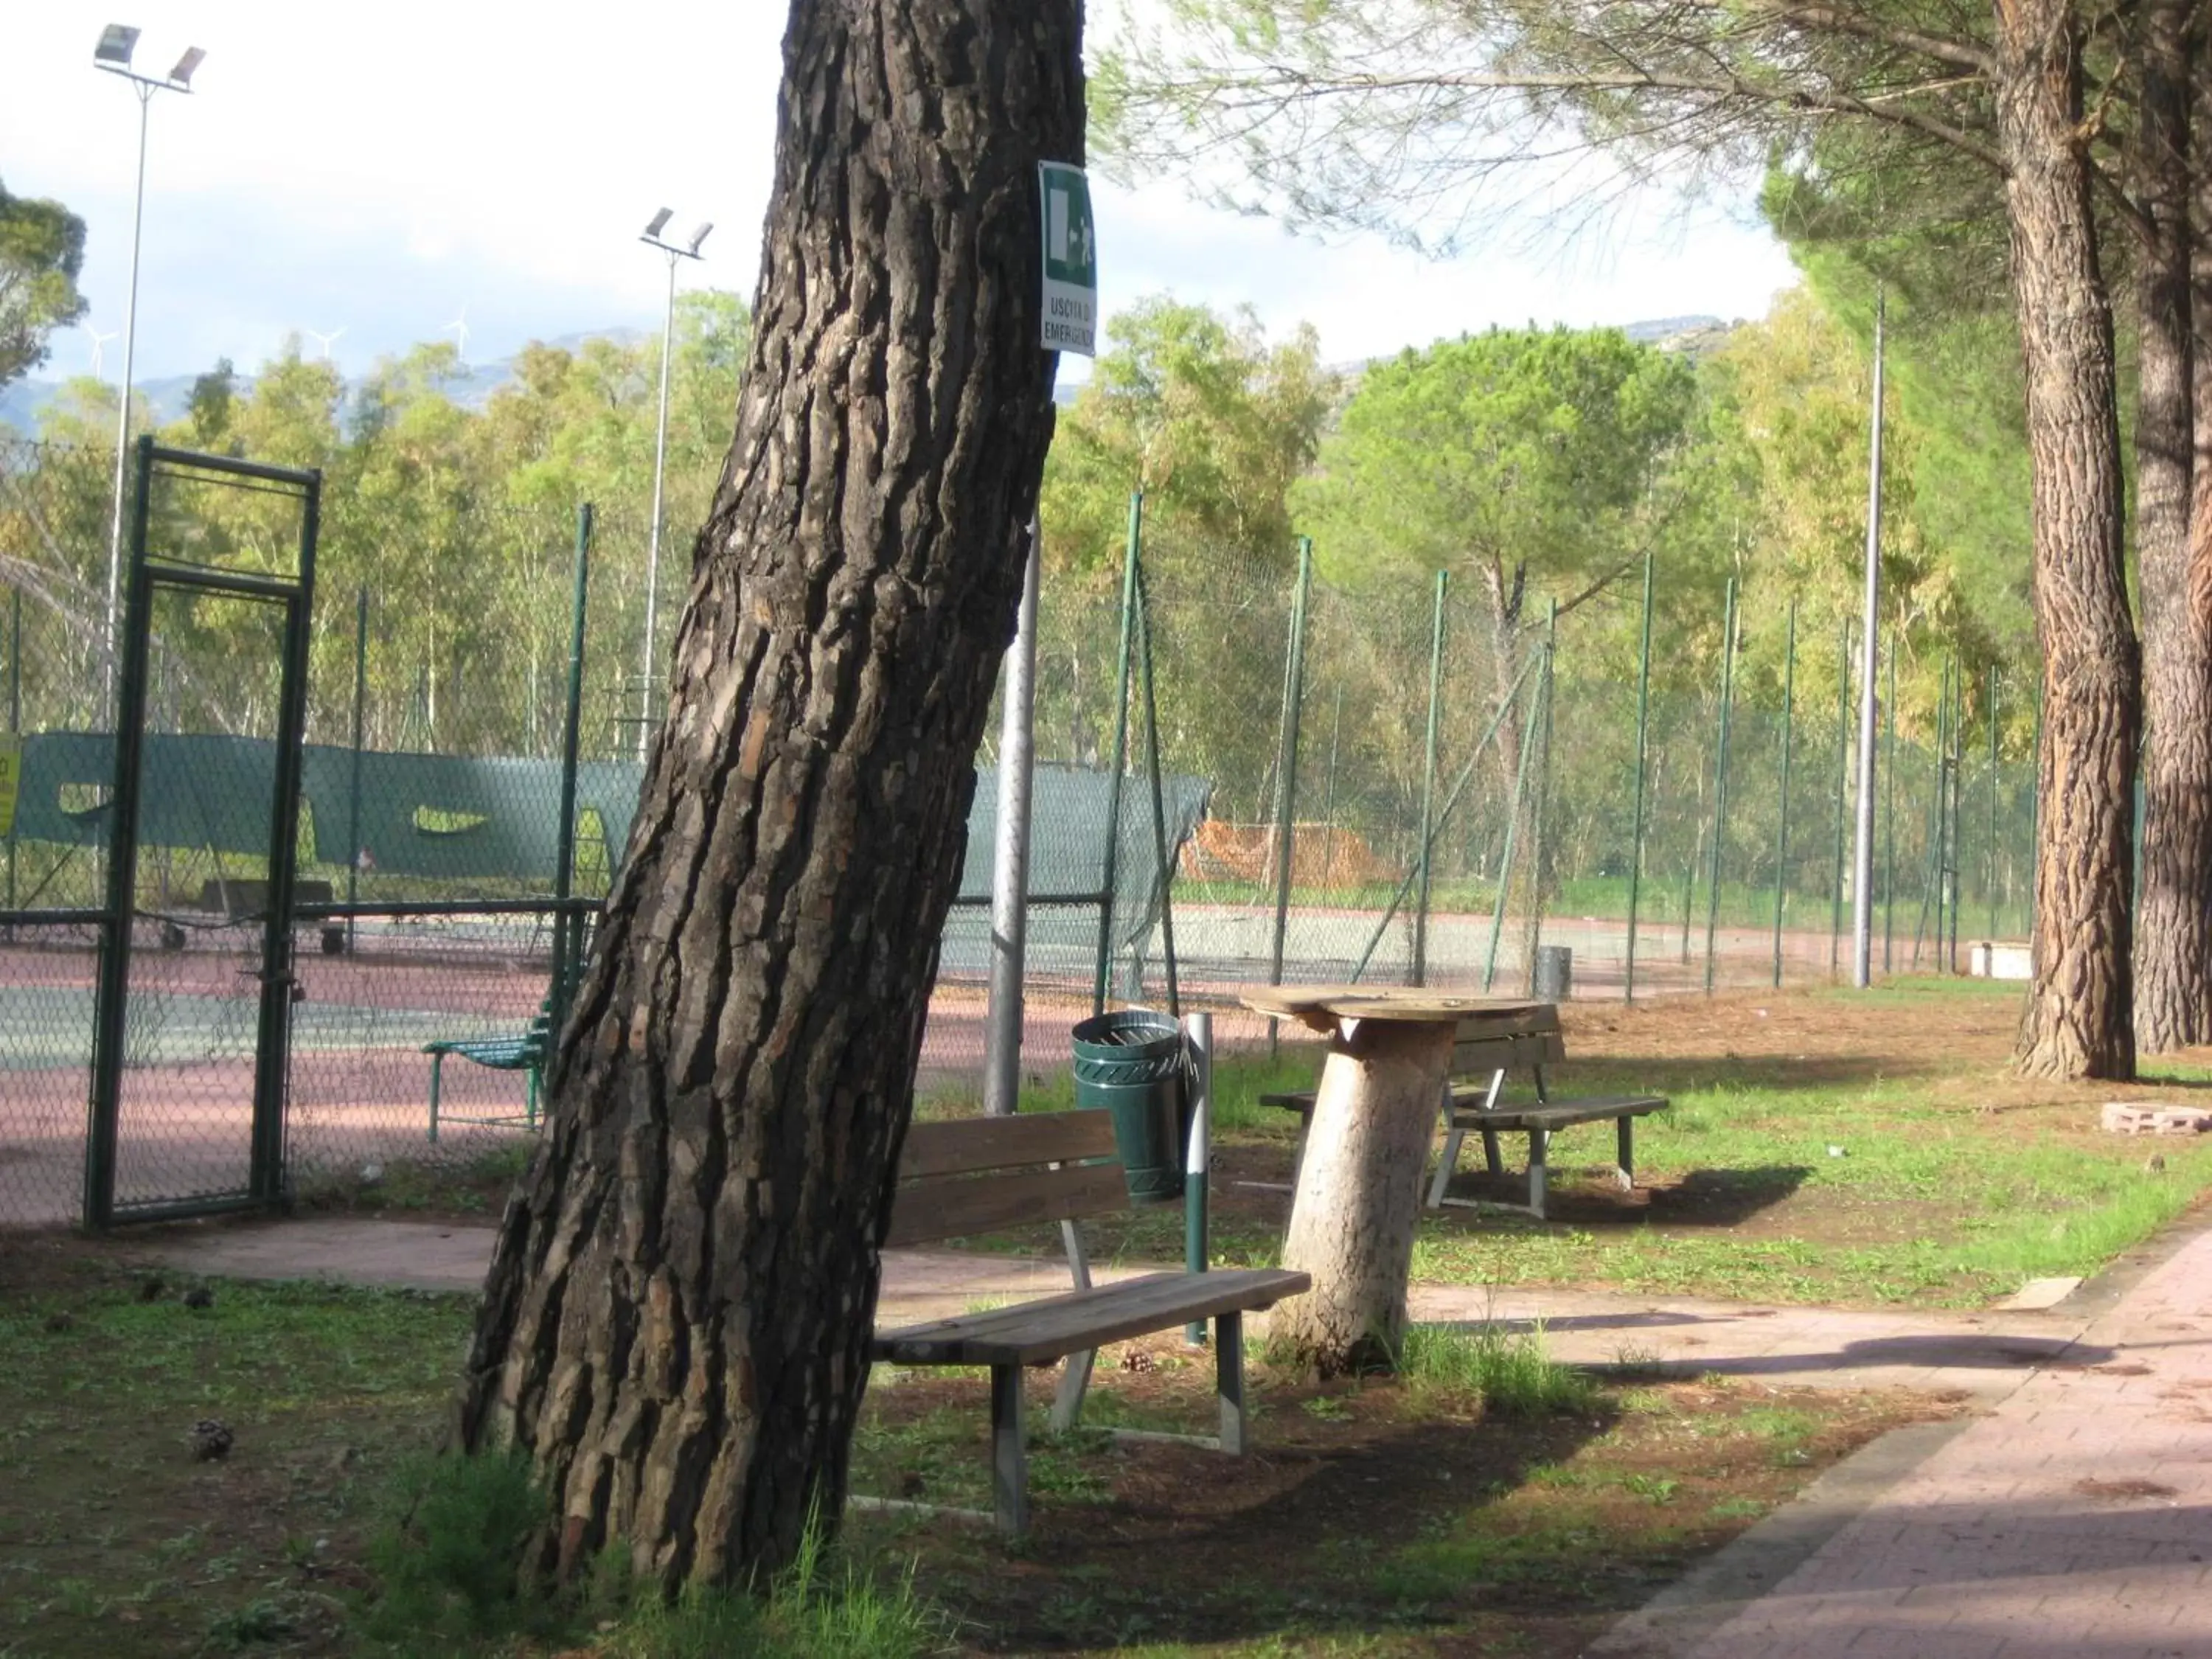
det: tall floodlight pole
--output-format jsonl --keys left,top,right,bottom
{"left": 1851, "top": 289, "right": 1887, "bottom": 987}
{"left": 93, "top": 24, "right": 205, "bottom": 708}
{"left": 634, "top": 209, "right": 712, "bottom": 759}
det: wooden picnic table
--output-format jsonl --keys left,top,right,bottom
{"left": 1239, "top": 985, "right": 1553, "bottom": 1374}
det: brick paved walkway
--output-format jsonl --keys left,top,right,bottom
{"left": 1604, "top": 1227, "right": 2212, "bottom": 1658}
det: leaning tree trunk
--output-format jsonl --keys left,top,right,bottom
{"left": 2131, "top": 0, "right": 2208, "bottom": 1055}
{"left": 1998, "top": 0, "right": 2140, "bottom": 1079}
{"left": 457, "top": 0, "right": 1084, "bottom": 1593}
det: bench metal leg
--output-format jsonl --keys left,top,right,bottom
{"left": 1527, "top": 1129, "right": 1550, "bottom": 1221}
{"left": 1618, "top": 1116, "right": 1635, "bottom": 1189}
{"left": 427, "top": 1055, "right": 444, "bottom": 1144}
{"left": 1216, "top": 1310, "right": 1246, "bottom": 1455}
{"left": 1049, "top": 1217, "right": 1096, "bottom": 1434}
{"left": 1426, "top": 1124, "right": 1464, "bottom": 1209}
{"left": 1481, "top": 1125, "right": 1503, "bottom": 1177}
{"left": 991, "top": 1363, "right": 1029, "bottom": 1537}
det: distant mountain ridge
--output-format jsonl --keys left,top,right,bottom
{"left": 0, "top": 327, "right": 650, "bottom": 438}
{"left": 2, "top": 316, "right": 1732, "bottom": 437}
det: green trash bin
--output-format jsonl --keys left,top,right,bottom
{"left": 1071, "top": 1010, "right": 1186, "bottom": 1205}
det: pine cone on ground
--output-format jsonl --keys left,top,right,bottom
{"left": 1119, "top": 1349, "right": 1157, "bottom": 1373}
{"left": 188, "top": 1419, "right": 233, "bottom": 1461}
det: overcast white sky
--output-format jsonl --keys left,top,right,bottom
{"left": 4, "top": 1, "right": 1800, "bottom": 389}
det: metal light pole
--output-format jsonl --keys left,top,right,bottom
{"left": 1851, "top": 288, "right": 1886, "bottom": 987}
{"left": 634, "top": 209, "right": 712, "bottom": 759}
{"left": 93, "top": 24, "right": 205, "bottom": 710}
{"left": 983, "top": 518, "right": 1043, "bottom": 1117}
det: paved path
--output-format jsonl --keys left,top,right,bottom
{"left": 153, "top": 1216, "right": 2090, "bottom": 1398}
{"left": 1599, "top": 1226, "right": 2212, "bottom": 1658}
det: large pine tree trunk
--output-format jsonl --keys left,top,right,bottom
{"left": 1999, "top": 1, "right": 2140, "bottom": 1079}
{"left": 2131, "top": 0, "right": 2208, "bottom": 1055}
{"left": 456, "top": 0, "right": 1084, "bottom": 1592}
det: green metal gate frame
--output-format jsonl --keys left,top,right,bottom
{"left": 83, "top": 437, "right": 320, "bottom": 1227}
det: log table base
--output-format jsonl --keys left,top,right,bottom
{"left": 1270, "top": 1015, "right": 1458, "bottom": 1373}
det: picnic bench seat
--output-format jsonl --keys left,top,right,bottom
{"left": 423, "top": 940, "right": 588, "bottom": 1143}
{"left": 424, "top": 997, "right": 555, "bottom": 1142}
{"left": 1259, "top": 1005, "right": 1666, "bottom": 1221}
{"left": 869, "top": 1108, "right": 1309, "bottom": 1537}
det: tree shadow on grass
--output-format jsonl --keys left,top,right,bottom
{"left": 1430, "top": 1165, "right": 1812, "bottom": 1231}
{"left": 969, "top": 1408, "right": 1632, "bottom": 1649}
{"left": 1559, "top": 1051, "right": 1947, "bottom": 1095}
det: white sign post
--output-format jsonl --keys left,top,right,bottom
{"left": 1038, "top": 161, "right": 1097, "bottom": 356}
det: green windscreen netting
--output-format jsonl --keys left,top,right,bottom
{"left": 9, "top": 734, "right": 1206, "bottom": 951}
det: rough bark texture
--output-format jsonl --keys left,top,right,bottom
{"left": 456, "top": 0, "right": 1085, "bottom": 1591}
{"left": 1272, "top": 1018, "right": 1456, "bottom": 1374}
{"left": 2132, "top": 0, "right": 2208, "bottom": 1055}
{"left": 2002, "top": 0, "right": 2140, "bottom": 1080}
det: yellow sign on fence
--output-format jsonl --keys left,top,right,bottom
{"left": 0, "top": 735, "right": 18, "bottom": 837}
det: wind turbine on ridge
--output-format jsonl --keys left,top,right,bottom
{"left": 442, "top": 309, "right": 470, "bottom": 366}
{"left": 81, "top": 322, "right": 119, "bottom": 378}
{"left": 305, "top": 326, "right": 346, "bottom": 361}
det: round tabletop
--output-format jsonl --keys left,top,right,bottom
{"left": 1238, "top": 984, "right": 1551, "bottom": 1031}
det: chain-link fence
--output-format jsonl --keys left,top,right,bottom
{"left": 1, "top": 437, "right": 2041, "bottom": 1226}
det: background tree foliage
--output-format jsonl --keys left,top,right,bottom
{"left": 0, "top": 181, "right": 88, "bottom": 389}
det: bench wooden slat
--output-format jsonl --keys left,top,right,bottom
{"left": 883, "top": 1161, "right": 1130, "bottom": 1250}
{"left": 1458, "top": 1096, "right": 1666, "bottom": 1133}
{"left": 1450, "top": 1029, "right": 1564, "bottom": 1071}
{"left": 872, "top": 1267, "right": 1311, "bottom": 1366}
{"left": 898, "top": 1109, "right": 1119, "bottom": 1180}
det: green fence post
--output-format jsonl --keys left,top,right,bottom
{"left": 1938, "top": 657, "right": 1955, "bottom": 968}
{"left": 1135, "top": 559, "right": 1179, "bottom": 1018}
{"left": 1830, "top": 617, "right": 1849, "bottom": 976}
{"left": 1883, "top": 634, "right": 1896, "bottom": 974}
{"left": 1772, "top": 600, "right": 1797, "bottom": 988}
{"left": 1524, "top": 597, "right": 1559, "bottom": 992}
{"left": 1625, "top": 549, "right": 1654, "bottom": 1004}
{"left": 2028, "top": 679, "right": 2042, "bottom": 939}
{"left": 1987, "top": 665, "right": 2000, "bottom": 941}
{"left": 1267, "top": 540, "right": 1313, "bottom": 1029}
{"left": 1414, "top": 569, "right": 1448, "bottom": 987}
{"left": 1914, "top": 659, "right": 1950, "bottom": 967}
{"left": 1091, "top": 493, "right": 1142, "bottom": 1017}
{"left": 1319, "top": 683, "right": 1343, "bottom": 886}
{"left": 1947, "top": 657, "right": 1964, "bottom": 972}
{"left": 552, "top": 504, "right": 591, "bottom": 1024}
{"left": 5, "top": 584, "right": 18, "bottom": 914}
{"left": 344, "top": 586, "right": 368, "bottom": 954}
{"left": 1484, "top": 653, "right": 1543, "bottom": 992}
{"left": 1704, "top": 577, "right": 1738, "bottom": 994}
{"left": 86, "top": 434, "right": 159, "bottom": 1229}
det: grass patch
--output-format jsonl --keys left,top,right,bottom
{"left": 0, "top": 1248, "right": 942, "bottom": 1658}
{"left": 1395, "top": 1324, "right": 1597, "bottom": 1416}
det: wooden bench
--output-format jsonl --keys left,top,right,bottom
{"left": 1261, "top": 1006, "right": 1666, "bottom": 1221}
{"left": 424, "top": 998, "right": 554, "bottom": 1142}
{"left": 869, "top": 1109, "right": 1309, "bottom": 1537}
{"left": 423, "top": 945, "right": 586, "bottom": 1143}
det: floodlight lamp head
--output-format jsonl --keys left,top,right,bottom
{"left": 642, "top": 207, "right": 673, "bottom": 240}
{"left": 686, "top": 222, "right": 712, "bottom": 255}
{"left": 94, "top": 23, "right": 140, "bottom": 66}
{"left": 169, "top": 46, "right": 205, "bottom": 86}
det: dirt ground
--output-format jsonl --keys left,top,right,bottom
{"left": 849, "top": 1329, "right": 1963, "bottom": 1655}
